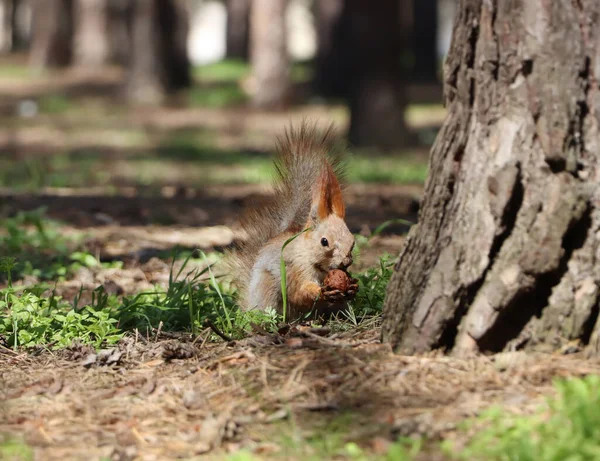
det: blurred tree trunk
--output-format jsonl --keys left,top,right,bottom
{"left": 382, "top": 0, "right": 600, "bottom": 357}
{"left": 313, "top": 0, "right": 345, "bottom": 98}
{"left": 125, "top": 0, "right": 191, "bottom": 105}
{"left": 437, "top": 0, "right": 456, "bottom": 61}
{"left": 344, "top": 0, "right": 409, "bottom": 149}
{"left": 0, "top": 0, "right": 12, "bottom": 53}
{"left": 412, "top": 0, "right": 438, "bottom": 82}
{"left": 107, "top": 0, "right": 133, "bottom": 65}
{"left": 29, "top": 0, "right": 74, "bottom": 69}
{"left": 250, "top": 0, "right": 290, "bottom": 109}
{"left": 11, "top": 0, "right": 31, "bottom": 51}
{"left": 225, "top": 0, "right": 249, "bottom": 60}
{"left": 73, "top": 0, "right": 109, "bottom": 69}
{"left": 314, "top": 0, "right": 413, "bottom": 148}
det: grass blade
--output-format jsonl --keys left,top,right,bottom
{"left": 280, "top": 227, "right": 312, "bottom": 323}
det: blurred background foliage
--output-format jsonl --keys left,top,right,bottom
{"left": 0, "top": 0, "right": 453, "bottom": 196}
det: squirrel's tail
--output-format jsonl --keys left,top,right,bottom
{"left": 224, "top": 122, "right": 347, "bottom": 309}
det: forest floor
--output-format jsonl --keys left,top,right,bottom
{"left": 2, "top": 57, "right": 600, "bottom": 461}
{"left": 4, "top": 327, "right": 599, "bottom": 461}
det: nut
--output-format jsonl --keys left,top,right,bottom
{"left": 323, "top": 269, "right": 351, "bottom": 292}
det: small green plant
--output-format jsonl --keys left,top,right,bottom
{"left": 276, "top": 413, "right": 421, "bottom": 460}
{"left": 0, "top": 284, "right": 122, "bottom": 350}
{"left": 449, "top": 375, "right": 600, "bottom": 461}
{"left": 0, "top": 249, "right": 283, "bottom": 350}
{"left": 348, "top": 254, "right": 394, "bottom": 319}
{"left": 0, "top": 435, "right": 33, "bottom": 461}
{"left": 0, "top": 209, "right": 121, "bottom": 283}
{"left": 345, "top": 219, "right": 413, "bottom": 321}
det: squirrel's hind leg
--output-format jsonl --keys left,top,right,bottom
{"left": 247, "top": 268, "right": 281, "bottom": 312}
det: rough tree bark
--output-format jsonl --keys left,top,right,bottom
{"left": 225, "top": 0, "right": 250, "bottom": 60}
{"left": 73, "top": 0, "right": 109, "bottom": 69}
{"left": 29, "top": 0, "right": 73, "bottom": 69}
{"left": 382, "top": 0, "right": 600, "bottom": 357}
{"left": 250, "top": 0, "right": 290, "bottom": 109}
{"left": 125, "top": 0, "right": 190, "bottom": 105}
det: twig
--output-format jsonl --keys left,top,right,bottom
{"left": 204, "top": 319, "right": 233, "bottom": 342}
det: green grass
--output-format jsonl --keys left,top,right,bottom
{"left": 0, "top": 209, "right": 121, "bottom": 282}
{"left": 194, "top": 59, "right": 314, "bottom": 84}
{"left": 0, "top": 152, "right": 111, "bottom": 191}
{"left": 38, "top": 94, "right": 73, "bottom": 114}
{"left": 194, "top": 59, "right": 250, "bottom": 83}
{"left": 0, "top": 244, "right": 392, "bottom": 350}
{"left": 188, "top": 59, "right": 314, "bottom": 109}
{"left": 0, "top": 435, "right": 33, "bottom": 461}
{"left": 446, "top": 375, "right": 600, "bottom": 461}
{"left": 263, "top": 413, "right": 421, "bottom": 461}
{"left": 187, "top": 83, "right": 248, "bottom": 108}
{"left": 0, "top": 208, "right": 398, "bottom": 350}
{"left": 348, "top": 154, "right": 428, "bottom": 184}
{"left": 0, "top": 63, "right": 34, "bottom": 79}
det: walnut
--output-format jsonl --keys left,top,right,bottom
{"left": 323, "top": 269, "right": 351, "bottom": 292}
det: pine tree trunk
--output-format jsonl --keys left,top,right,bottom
{"left": 382, "top": 0, "right": 600, "bottom": 357}
{"left": 250, "top": 0, "right": 290, "bottom": 109}
{"left": 0, "top": 0, "right": 13, "bottom": 53}
{"left": 412, "top": 0, "right": 438, "bottom": 82}
{"left": 107, "top": 0, "right": 132, "bottom": 65}
{"left": 29, "top": 0, "right": 73, "bottom": 70}
{"left": 225, "top": 0, "right": 250, "bottom": 60}
{"left": 345, "top": 0, "right": 410, "bottom": 149}
{"left": 125, "top": 0, "right": 190, "bottom": 105}
{"left": 313, "top": 0, "right": 345, "bottom": 98}
{"left": 313, "top": 0, "right": 410, "bottom": 149}
{"left": 11, "top": 0, "right": 31, "bottom": 51}
{"left": 73, "top": 0, "right": 109, "bottom": 69}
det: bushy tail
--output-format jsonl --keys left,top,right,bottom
{"left": 224, "top": 122, "right": 347, "bottom": 307}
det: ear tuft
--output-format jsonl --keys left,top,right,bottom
{"left": 314, "top": 163, "right": 345, "bottom": 221}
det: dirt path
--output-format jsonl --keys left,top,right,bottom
{"left": 2, "top": 334, "right": 598, "bottom": 460}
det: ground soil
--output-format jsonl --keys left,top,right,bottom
{"left": 3, "top": 331, "right": 600, "bottom": 460}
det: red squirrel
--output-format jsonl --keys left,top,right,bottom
{"left": 226, "top": 123, "right": 358, "bottom": 320}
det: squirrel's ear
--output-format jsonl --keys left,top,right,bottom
{"left": 311, "top": 163, "right": 345, "bottom": 222}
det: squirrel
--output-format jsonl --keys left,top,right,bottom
{"left": 226, "top": 123, "right": 358, "bottom": 320}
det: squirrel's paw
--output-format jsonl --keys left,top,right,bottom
{"left": 320, "top": 287, "right": 346, "bottom": 304}
{"left": 320, "top": 280, "right": 359, "bottom": 303}
{"left": 345, "top": 280, "right": 359, "bottom": 299}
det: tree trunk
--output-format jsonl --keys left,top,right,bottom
{"left": 436, "top": 0, "right": 456, "bottom": 61}
{"left": 313, "top": 0, "right": 345, "bottom": 98}
{"left": 344, "top": 0, "right": 410, "bottom": 149}
{"left": 107, "top": 0, "right": 132, "bottom": 65}
{"left": 12, "top": 0, "right": 32, "bottom": 51}
{"left": 412, "top": 0, "right": 438, "bottom": 82}
{"left": 250, "top": 0, "right": 290, "bottom": 109}
{"left": 225, "top": 0, "right": 249, "bottom": 60}
{"left": 313, "top": 0, "right": 411, "bottom": 149}
{"left": 125, "top": 0, "right": 191, "bottom": 105}
{"left": 29, "top": 0, "right": 73, "bottom": 70}
{"left": 382, "top": 0, "right": 600, "bottom": 357}
{"left": 0, "top": 0, "right": 13, "bottom": 53}
{"left": 73, "top": 0, "right": 109, "bottom": 69}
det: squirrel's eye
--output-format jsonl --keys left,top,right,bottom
{"left": 320, "top": 237, "right": 329, "bottom": 247}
